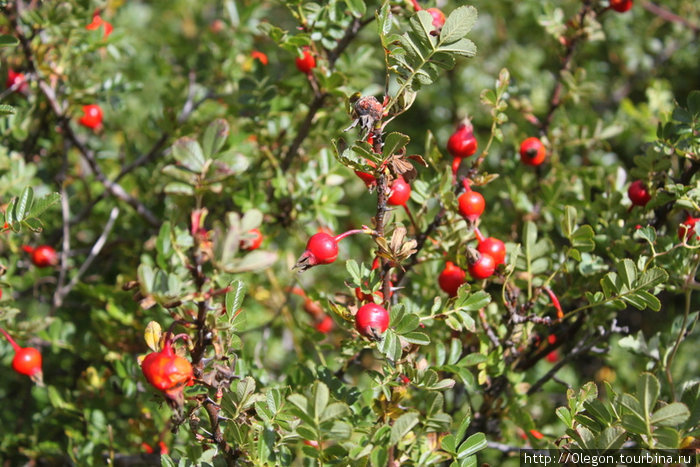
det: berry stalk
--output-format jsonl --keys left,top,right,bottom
{"left": 0, "top": 326, "right": 20, "bottom": 351}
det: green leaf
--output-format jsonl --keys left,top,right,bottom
{"left": 596, "top": 426, "right": 626, "bottom": 450}
{"left": 172, "top": 137, "right": 206, "bottom": 172}
{"left": 455, "top": 290, "right": 491, "bottom": 311}
{"left": 0, "top": 35, "right": 19, "bottom": 47}
{"left": 561, "top": 206, "right": 577, "bottom": 237}
{"left": 14, "top": 186, "right": 33, "bottom": 221}
{"left": 637, "top": 373, "right": 660, "bottom": 417}
{"left": 345, "top": 0, "right": 366, "bottom": 18}
{"left": 650, "top": 403, "right": 690, "bottom": 427}
{"left": 202, "top": 119, "right": 229, "bottom": 158}
{"left": 439, "top": 6, "right": 478, "bottom": 44}
{"left": 617, "top": 259, "right": 637, "bottom": 289}
{"left": 436, "top": 38, "right": 476, "bottom": 58}
{"left": 313, "top": 382, "right": 329, "bottom": 421}
{"left": 382, "top": 132, "right": 410, "bottom": 160}
{"left": 321, "top": 402, "right": 348, "bottom": 422}
{"left": 457, "top": 432, "right": 487, "bottom": 459}
{"left": 621, "top": 414, "right": 648, "bottom": 435}
{"left": 160, "top": 454, "right": 176, "bottom": 467}
{"left": 556, "top": 407, "right": 573, "bottom": 428}
{"left": 225, "top": 279, "right": 247, "bottom": 321}
{"left": 570, "top": 225, "right": 595, "bottom": 252}
{"left": 389, "top": 412, "right": 419, "bottom": 445}
{"left": 0, "top": 104, "right": 16, "bottom": 115}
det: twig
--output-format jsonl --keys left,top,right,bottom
{"left": 53, "top": 187, "right": 70, "bottom": 311}
{"left": 53, "top": 207, "right": 119, "bottom": 307}
{"left": 641, "top": 1, "right": 699, "bottom": 32}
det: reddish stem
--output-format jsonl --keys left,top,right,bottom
{"left": 403, "top": 204, "right": 420, "bottom": 233}
{"left": 333, "top": 229, "right": 365, "bottom": 243}
{"left": 544, "top": 287, "right": 564, "bottom": 319}
{"left": 408, "top": 0, "right": 421, "bottom": 11}
{"left": 0, "top": 327, "right": 21, "bottom": 351}
{"left": 474, "top": 227, "right": 485, "bottom": 243}
{"left": 461, "top": 178, "right": 472, "bottom": 192}
{"left": 22, "top": 245, "right": 34, "bottom": 254}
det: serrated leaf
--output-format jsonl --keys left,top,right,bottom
{"left": 436, "top": 38, "right": 476, "bottom": 57}
{"left": 14, "top": 186, "right": 33, "bottom": 221}
{"left": 439, "top": 6, "right": 477, "bottom": 44}
{"left": 0, "top": 104, "right": 16, "bottom": 115}
{"left": 617, "top": 259, "right": 637, "bottom": 289}
{"left": 225, "top": 279, "right": 247, "bottom": 321}
{"left": 382, "top": 132, "right": 410, "bottom": 160}
{"left": 402, "top": 331, "right": 430, "bottom": 345}
{"left": 596, "top": 426, "right": 626, "bottom": 450}
{"left": 313, "top": 382, "right": 329, "bottom": 420}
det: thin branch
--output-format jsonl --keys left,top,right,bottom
{"left": 641, "top": 1, "right": 700, "bottom": 32}
{"left": 53, "top": 186, "right": 71, "bottom": 311}
{"left": 53, "top": 207, "right": 119, "bottom": 307}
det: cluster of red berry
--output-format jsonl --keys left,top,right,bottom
{"left": 627, "top": 181, "right": 699, "bottom": 243}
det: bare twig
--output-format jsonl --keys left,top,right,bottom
{"left": 641, "top": 1, "right": 699, "bottom": 32}
{"left": 53, "top": 207, "right": 119, "bottom": 307}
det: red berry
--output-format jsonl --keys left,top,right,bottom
{"left": 6, "top": 70, "right": 28, "bottom": 93}
{"left": 85, "top": 14, "right": 113, "bottom": 39}
{"left": 251, "top": 50, "right": 268, "bottom": 66}
{"left": 547, "top": 334, "right": 557, "bottom": 345}
{"left": 426, "top": 8, "right": 446, "bottom": 29}
{"left": 438, "top": 261, "right": 466, "bottom": 297}
{"left": 468, "top": 252, "right": 495, "bottom": 280}
{"left": 610, "top": 0, "right": 633, "bottom": 12}
{"left": 307, "top": 232, "right": 338, "bottom": 264}
{"left": 355, "top": 170, "right": 376, "bottom": 187}
{"left": 447, "top": 124, "right": 478, "bottom": 159}
{"left": 355, "top": 303, "right": 389, "bottom": 338}
{"left": 315, "top": 315, "right": 334, "bottom": 334}
{"left": 295, "top": 48, "right": 316, "bottom": 74}
{"left": 678, "top": 215, "right": 700, "bottom": 242}
{"left": 240, "top": 228, "right": 263, "bottom": 251}
{"left": 452, "top": 157, "right": 462, "bottom": 175}
{"left": 478, "top": 237, "right": 506, "bottom": 266}
{"left": 628, "top": 180, "right": 651, "bottom": 207}
{"left": 388, "top": 177, "right": 411, "bottom": 206}
{"left": 141, "top": 337, "right": 194, "bottom": 403}
{"left": 519, "top": 137, "right": 546, "bottom": 166}
{"left": 545, "top": 350, "right": 559, "bottom": 363}
{"left": 12, "top": 347, "right": 42, "bottom": 376}
{"left": 26, "top": 245, "right": 58, "bottom": 268}
{"left": 78, "top": 104, "right": 103, "bottom": 130}
{"left": 458, "top": 190, "right": 485, "bottom": 221}
{"left": 529, "top": 429, "right": 545, "bottom": 440}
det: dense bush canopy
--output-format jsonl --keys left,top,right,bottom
{"left": 0, "top": 0, "right": 698, "bottom": 465}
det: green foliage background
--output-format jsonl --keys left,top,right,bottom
{"left": 0, "top": 0, "right": 698, "bottom": 465}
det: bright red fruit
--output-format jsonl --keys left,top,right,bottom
{"left": 610, "top": 0, "right": 633, "bottom": 12}
{"left": 0, "top": 327, "right": 42, "bottom": 379}
{"left": 519, "top": 137, "right": 546, "bottom": 166}
{"left": 140, "top": 334, "right": 194, "bottom": 404}
{"left": 355, "top": 170, "right": 376, "bottom": 187}
{"left": 6, "top": 70, "right": 28, "bottom": 93}
{"left": 355, "top": 303, "right": 389, "bottom": 339}
{"left": 240, "top": 228, "right": 263, "bottom": 251}
{"left": 468, "top": 252, "right": 496, "bottom": 280}
{"left": 438, "top": 261, "right": 466, "bottom": 297}
{"left": 426, "top": 8, "right": 446, "bottom": 29}
{"left": 388, "top": 177, "right": 411, "bottom": 206}
{"left": 452, "top": 157, "right": 462, "bottom": 176}
{"left": 315, "top": 315, "right": 334, "bottom": 334}
{"left": 295, "top": 232, "right": 338, "bottom": 271}
{"left": 478, "top": 237, "right": 506, "bottom": 266}
{"left": 86, "top": 14, "right": 113, "bottom": 39}
{"left": 447, "top": 123, "right": 478, "bottom": 159}
{"left": 251, "top": 50, "right": 268, "bottom": 65}
{"left": 678, "top": 215, "right": 700, "bottom": 242}
{"left": 458, "top": 190, "right": 485, "bottom": 221}
{"left": 23, "top": 245, "right": 58, "bottom": 268}
{"left": 295, "top": 48, "right": 316, "bottom": 74}
{"left": 546, "top": 350, "right": 559, "bottom": 363}
{"left": 628, "top": 180, "right": 651, "bottom": 207}
{"left": 78, "top": 104, "right": 103, "bottom": 130}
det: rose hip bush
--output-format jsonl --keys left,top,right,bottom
{"left": 0, "top": 0, "right": 699, "bottom": 464}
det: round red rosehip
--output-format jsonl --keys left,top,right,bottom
{"left": 388, "top": 177, "right": 411, "bottom": 206}
{"left": 251, "top": 50, "right": 268, "bottom": 65}
{"left": 6, "top": 70, "right": 28, "bottom": 93}
{"left": 447, "top": 124, "right": 478, "bottom": 159}
{"left": 307, "top": 232, "right": 338, "bottom": 264}
{"left": 426, "top": 8, "right": 446, "bottom": 29}
{"left": 519, "top": 137, "right": 546, "bottom": 166}
{"left": 141, "top": 336, "right": 193, "bottom": 404}
{"left": 468, "top": 251, "right": 496, "bottom": 280}
{"left": 79, "top": 104, "right": 103, "bottom": 130}
{"left": 295, "top": 48, "right": 316, "bottom": 74}
{"left": 610, "top": 0, "right": 633, "bottom": 13}
{"left": 315, "top": 315, "right": 334, "bottom": 334}
{"left": 438, "top": 261, "right": 466, "bottom": 297}
{"left": 240, "top": 228, "right": 263, "bottom": 251}
{"left": 678, "top": 215, "right": 700, "bottom": 242}
{"left": 355, "top": 303, "right": 389, "bottom": 339}
{"left": 478, "top": 237, "right": 506, "bottom": 266}
{"left": 25, "top": 245, "right": 58, "bottom": 268}
{"left": 12, "top": 347, "right": 42, "bottom": 377}
{"left": 458, "top": 190, "right": 485, "bottom": 221}
{"left": 628, "top": 180, "right": 651, "bottom": 207}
